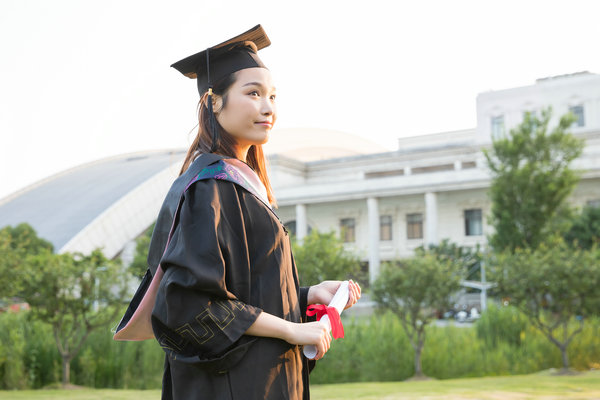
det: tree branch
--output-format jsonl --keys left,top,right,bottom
{"left": 53, "top": 326, "right": 66, "bottom": 357}
{"left": 564, "top": 319, "right": 584, "bottom": 348}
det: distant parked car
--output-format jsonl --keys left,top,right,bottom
{"left": 455, "top": 310, "right": 468, "bottom": 322}
{"left": 467, "top": 307, "right": 481, "bottom": 322}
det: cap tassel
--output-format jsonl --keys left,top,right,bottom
{"left": 207, "top": 87, "right": 219, "bottom": 153}
{"left": 205, "top": 48, "right": 219, "bottom": 153}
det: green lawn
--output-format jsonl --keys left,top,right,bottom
{"left": 1, "top": 370, "right": 598, "bottom": 400}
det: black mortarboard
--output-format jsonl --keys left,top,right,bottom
{"left": 171, "top": 24, "right": 271, "bottom": 96}
{"left": 170, "top": 25, "right": 271, "bottom": 152}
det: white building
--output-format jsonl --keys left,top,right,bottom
{"left": 1, "top": 72, "right": 598, "bottom": 287}
{"left": 269, "top": 72, "right": 600, "bottom": 283}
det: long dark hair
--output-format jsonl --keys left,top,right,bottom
{"left": 179, "top": 71, "right": 276, "bottom": 206}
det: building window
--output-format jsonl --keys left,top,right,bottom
{"left": 491, "top": 115, "right": 505, "bottom": 140}
{"left": 340, "top": 218, "right": 356, "bottom": 242}
{"left": 569, "top": 105, "right": 585, "bottom": 127}
{"left": 285, "top": 220, "right": 297, "bottom": 236}
{"left": 380, "top": 215, "right": 392, "bottom": 241}
{"left": 522, "top": 110, "right": 537, "bottom": 129}
{"left": 465, "top": 209, "right": 483, "bottom": 236}
{"left": 406, "top": 213, "right": 423, "bottom": 239}
{"left": 283, "top": 220, "right": 312, "bottom": 237}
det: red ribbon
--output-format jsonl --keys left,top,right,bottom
{"left": 306, "top": 304, "right": 345, "bottom": 339}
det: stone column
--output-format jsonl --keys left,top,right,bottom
{"left": 425, "top": 192, "right": 438, "bottom": 247}
{"left": 367, "top": 197, "right": 380, "bottom": 284}
{"left": 295, "top": 203, "right": 307, "bottom": 243}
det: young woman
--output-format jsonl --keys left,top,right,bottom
{"left": 147, "top": 26, "right": 361, "bottom": 399}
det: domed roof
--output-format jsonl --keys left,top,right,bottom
{"left": 0, "top": 128, "right": 388, "bottom": 259}
{"left": 0, "top": 149, "right": 184, "bottom": 257}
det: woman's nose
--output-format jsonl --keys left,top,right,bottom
{"left": 261, "top": 98, "right": 274, "bottom": 115}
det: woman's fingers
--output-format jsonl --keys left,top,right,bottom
{"left": 345, "top": 280, "right": 362, "bottom": 309}
{"left": 315, "top": 331, "right": 332, "bottom": 360}
{"left": 311, "top": 321, "right": 332, "bottom": 360}
{"left": 352, "top": 280, "right": 361, "bottom": 297}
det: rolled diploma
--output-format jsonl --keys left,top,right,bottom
{"left": 303, "top": 280, "right": 350, "bottom": 359}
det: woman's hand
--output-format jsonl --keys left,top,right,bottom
{"left": 245, "top": 312, "right": 332, "bottom": 360}
{"left": 308, "top": 279, "right": 362, "bottom": 310}
{"left": 284, "top": 320, "right": 332, "bottom": 360}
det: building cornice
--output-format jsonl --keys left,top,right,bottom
{"left": 274, "top": 163, "right": 600, "bottom": 207}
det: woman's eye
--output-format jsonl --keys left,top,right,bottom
{"left": 249, "top": 91, "right": 259, "bottom": 97}
{"left": 270, "top": 94, "right": 277, "bottom": 101}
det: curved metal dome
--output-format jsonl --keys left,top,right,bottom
{"left": 0, "top": 129, "right": 390, "bottom": 260}
{"left": 0, "top": 149, "right": 185, "bottom": 258}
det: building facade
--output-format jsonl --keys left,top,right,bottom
{"left": 269, "top": 72, "right": 600, "bottom": 283}
{"left": 1, "top": 72, "right": 598, "bottom": 288}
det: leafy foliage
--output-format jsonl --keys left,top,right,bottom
{"left": 484, "top": 107, "right": 584, "bottom": 251}
{"left": 422, "top": 239, "right": 483, "bottom": 281}
{"left": 0, "top": 224, "right": 130, "bottom": 385}
{"left": 564, "top": 204, "right": 600, "bottom": 250}
{"left": 475, "top": 303, "right": 528, "bottom": 348}
{"left": 0, "top": 223, "right": 53, "bottom": 298}
{"left": 129, "top": 222, "right": 155, "bottom": 278}
{"left": 18, "top": 249, "right": 130, "bottom": 385}
{"left": 489, "top": 238, "right": 600, "bottom": 370}
{"left": 371, "top": 249, "right": 464, "bottom": 376}
{"left": 291, "top": 230, "right": 363, "bottom": 286}
{"left": 1, "top": 310, "right": 599, "bottom": 389}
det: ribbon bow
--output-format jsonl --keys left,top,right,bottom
{"left": 306, "top": 304, "right": 345, "bottom": 339}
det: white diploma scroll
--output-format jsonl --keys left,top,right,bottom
{"left": 303, "top": 281, "right": 350, "bottom": 359}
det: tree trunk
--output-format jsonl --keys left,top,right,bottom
{"left": 560, "top": 345, "right": 569, "bottom": 371}
{"left": 414, "top": 342, "right": 424, "bottom": 377}
{"left": 62, "top": 356, "right": 71, "bottom": 386}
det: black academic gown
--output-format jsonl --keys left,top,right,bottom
{"left": 150, "top": 157, "right": 314, "bottom": 400}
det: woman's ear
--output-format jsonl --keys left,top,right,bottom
{"left": 200, "top": 92, "right": 222, "bottom": 113}
{"left": 200, "top": 92, "right": 210, "bottom": 109}
{"left": 212, "top": 94, "right": 223, "bottom": 113}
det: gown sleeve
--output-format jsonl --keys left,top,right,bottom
{"left": 299, "top": 286, "right": 310, "bottom": 322}
{"left": 151, "top": 179, "right": 263, "bottom": 372}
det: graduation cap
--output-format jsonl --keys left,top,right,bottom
{"left": 171, "top": 25, "right": 271, "bottom": 153}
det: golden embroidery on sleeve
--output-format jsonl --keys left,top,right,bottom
{"left": 158, "top": 300, "right": 246, "bottom": 352}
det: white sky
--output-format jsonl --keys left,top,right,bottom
{"left": 1, "top": 0, "right": 599, "bottom": 199}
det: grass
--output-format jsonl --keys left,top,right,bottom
{"left": 0, "top": 390, "right": 159, "bottom": 400}
{"left": 0, "top": 370, "right": 598, "bottom": 399}
{"left": 313, "top": 370, "right": 600, "bottom": 399}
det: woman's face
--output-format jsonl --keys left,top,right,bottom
{"left": 215, "top": 67, "right": 277, "bottom": 147}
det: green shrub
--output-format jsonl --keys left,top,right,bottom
{"left": 312, "top": 309, "right": 600, "bottom": 383}
{"left": 476, "top": 303, "right": 528, "bottom": 348}
{"left": 21, "top": 314, "right": 60, "bottom": 388}
{"left": 311, "top": 312, "right": 413, "bottom": 383}
{"left": 0, "top": 310, "right": 164, "bottom": 390}
{"left": 0, "top": 307, "right": 598, "bottom": 389}
{"left": 70, "top": 325, "right": 164, "bottom": 389}
{"left": 0, "top": 313, "right": 27, "bottom": 389}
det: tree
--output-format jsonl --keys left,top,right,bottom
{"left": 291, "top": 230, "right": 363, "bottom": 286}
{"left": 129, "top": 222, "right": 155, "bottom": 278}
{"left": 0, "top": 223, "right": 53, "bottom": 298}
{"left": 372, "top": 250, "right": 463, "bottom": 378}
{"left": 484, "top": 107, "right": 584, "bottom": 251}
{"left": 489, "top": 238, "right": 600, "bottom": 372}
{"left": 564, "top": 204, "right": 600, "bottom": 250}
{"left": 422, "top": 239, "right": 483, "bottom": 281}
{"left": 18, "top": 249, "right": 129, "bottom": 386}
